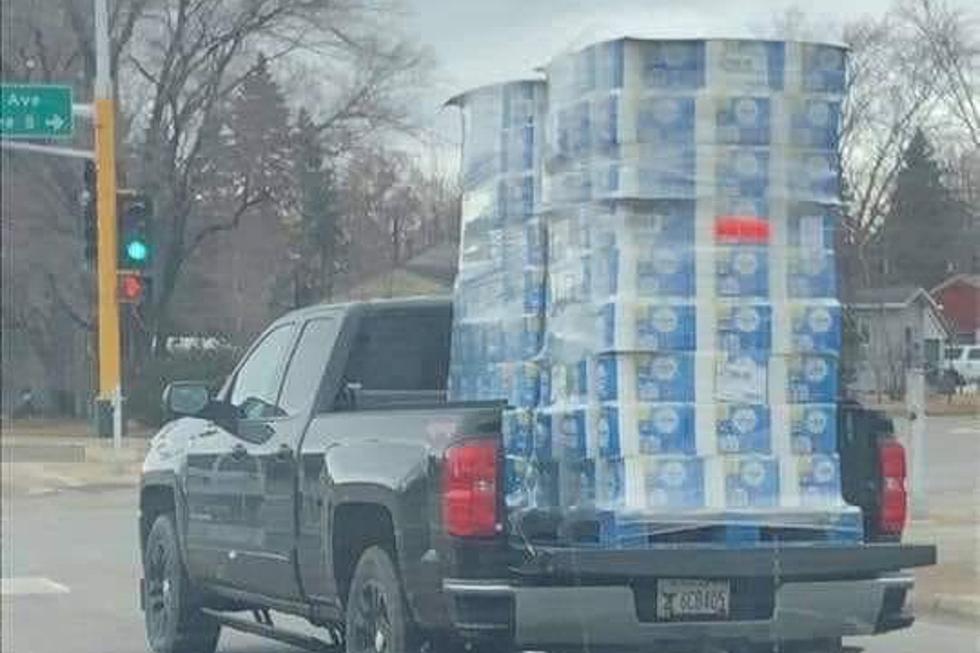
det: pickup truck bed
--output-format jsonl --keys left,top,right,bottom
{"left": 139, "top": 296, "right": 935, "bottom": 653}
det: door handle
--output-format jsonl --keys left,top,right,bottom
{"left": 230, "top": 443, "right": 248, "bottom": 460}
{"left": 275, "top": 443, "right": 294, "bottom": 462}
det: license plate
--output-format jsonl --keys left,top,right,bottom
{"left": 657, "top": 579, "right": 730, "bottom": 620}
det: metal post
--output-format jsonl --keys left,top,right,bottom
{"left": 906, "top": 368, "right": 927, "bottom": 518}
{"left": 94, "top": 0, "right": 123, "bottom": 446}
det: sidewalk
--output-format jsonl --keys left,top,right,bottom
{"left": 1, "top": 420, "right": 149, "bottom": 496}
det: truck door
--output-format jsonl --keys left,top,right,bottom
{"left": 184, "top": 323, "right": 296, "bottom": 589}
{"left": 237, "top": 315, "right": 342, "bottom": 599}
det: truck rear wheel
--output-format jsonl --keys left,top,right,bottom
{"left": 345, "top": 546, "right": 418, "bottom": 653}
{"left": 143, "top": 514, "right": 220, "bottom": 653}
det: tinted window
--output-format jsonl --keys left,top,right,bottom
{"left": 343, "top": 308, "right": 451, "bottom": 391}
{"left": 279, "top": 318, "right": 341, "bottom": 415}
{"left": 969, "top": 349, "right": 980, "bottom": 360}
{"left": 229, "top": 324, "right": 295, "bottom": 419}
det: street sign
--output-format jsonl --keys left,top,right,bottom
{"left": 0, "top": 84, "right": 73, "bottom": 138}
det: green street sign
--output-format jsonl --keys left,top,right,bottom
{"left": 0, "top": 84, "right": 74, "bottom": 138}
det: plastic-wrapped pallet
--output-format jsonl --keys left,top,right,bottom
{"left": 533, "top": 38, "right": 856, "bottom": 539}
{"left": 446, "top": 80, "right": 549, "bottom": 510}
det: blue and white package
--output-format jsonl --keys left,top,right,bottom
{"left": 596, "top": 458, "right": 626, "bottom": 510}
{"left": 716, "top": 246, "right": 770, "bottom": 298}
{"left": 561, "top": 458, "right": 597, "bottom": 508}
{"left": 504, "top": 455, "right": 533, "bottom": 508}
{"left": 711, "top": 40, "right": 785, "bottom": 91}
{"left": 502, "top": 314, "right": 544, "bottom": 360}
{"left": 595, "top": 352, "right": 696, "bottom": 403}
{"left": 787, "top": 403, "right": 838, "bottom": 454}
{"left": 641, "top": 40, "right": 706, "bottom": 90}
{"left": 789, "top": 301, "right": 842, "bottom": 354}
{"left": 500, "top": 362, "right": 541, "bottom": 408}
{"left": 592, "top": 200, "right": 696, "bottom": 247}
{"left": 716, "top": 147, "right": 770, "bottom": 200}
{"left": 534, "top": 411, "right": 553, "bottom": 460}
{"left": 599, "top": 403, "right": 696, "bottom": 457}
{"left": 715, "top": 350, "right": 769, "bottom": 404}
{"left": 716, "top": 301, "right": 772, "bottom": 352}
{"left": 547, "top": 258, "right": 591, "bottom": 312}
{"left": 548, "top": 358, "right": 590, "bottom": 405}
{"left": 539, "top": 406, "right": 592, "bottom": 459}
{"left": 784, "top": 354, "right": 839, "bottom": 403}
{"left": 503, "top": 408, "right": 535, "bottom": 457}
{"left": 787, "top": 248, "right": 836, "bottom": 299}
{"left": 627, "top": 456, "right": 707, "bottom": 510}
{"left": 636, "top": 96, "right": 696, "bottom": 146}
{"left": 786, "top": 98, "right": 841, "bottom": 149}
{"left": 787, "top": 151, "right": 840, "bottom": 203}
{"left": 522, "top": 267, "right": 546, "bottom": 314}
{"left": 715, "top": 97, "right": 771, "bottom": 146}
{"left": 715, "top": 403, "right": 772, "bottom": 454}
{"left": 800, "top": 44, "right": 846, "bottom": 94}
{"left": 599, "top": 300, "right": 697, "bottom": 351}
{"left": 714, "top": 455, "right": 780, "bottom": 508}
{"left": 593, "top": 243, "right": 696, "bottom": 299}
{"left": 497, "top": 173, "right": 538, "bottom": 220}
{"left": 788, "top": 203, "right": 838, "bottom": 250}
{"left": 597, "top": 149, "right": 698, "bottom": 199}
{"left": 791, "top": 454, "right": 843, "bottom": 507}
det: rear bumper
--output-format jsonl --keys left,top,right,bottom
{"left": 444, "top": 574, "right": 915, "bottom": 650}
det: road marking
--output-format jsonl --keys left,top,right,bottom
{"left": 0, "top": 577, "right": 70, "bottom": 596}
{"left": 949, "top": 427, "right": 980, "bottom": 435}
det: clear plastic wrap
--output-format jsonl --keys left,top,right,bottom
{"left": 451, "top": 41, "right": 858, "bottom": 547}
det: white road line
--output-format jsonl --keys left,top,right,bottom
{"left": 948, "top": 427, "right": 980, "bottom": 435}
{"left": 0, "top": 577, "right": 70, "bottom": 596}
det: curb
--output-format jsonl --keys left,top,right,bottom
{"left": 927, "top": 594, "right": 980, "bottom": 622}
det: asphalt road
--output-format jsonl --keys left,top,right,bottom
{"left": 2, "top": 415, "right": 978, "bottom": 653}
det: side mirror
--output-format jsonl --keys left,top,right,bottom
{"left": 162, "top": 381, "right": 212, "bottom": 418}
{"left": 336, "top": 381, "right": 363, "bottom": 411}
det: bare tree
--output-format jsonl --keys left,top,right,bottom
{"left": 109, "top": 0, "right": 429, "bottom": 348}
{"left": 899, "top": 0, "right": 980, "bottom": 149}
{"left": 838, "top": 12, "right": 945, "bottom": 290}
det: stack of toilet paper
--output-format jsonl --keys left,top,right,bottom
{"left": 449, "top": 40, "right": 857, "bottom": 537}
{"left": 445, "top": 80, "right": 551, "bottom": 505}
{"left": 536, "top": 39, "right": 848, "bottom": 518}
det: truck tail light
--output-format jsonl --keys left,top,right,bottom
{"left": 442, "top": 439, "right": 499, "bottom": 538}
{"left": 878, "top": 439, "right": 908, "bottom": 536}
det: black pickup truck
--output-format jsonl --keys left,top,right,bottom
{"left": 139, "top": 296, "right": 936, "bottom": 653}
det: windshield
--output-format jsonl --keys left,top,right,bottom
{"left": 2, "top": 1, "right": 977, "bottom": 653}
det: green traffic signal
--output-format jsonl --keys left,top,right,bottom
{"left": 126, "top": 239, "right": 149, "bottom": 263}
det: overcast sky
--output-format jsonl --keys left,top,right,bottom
{"left": 400, "top": 0, "right": 975, "bottom": 155}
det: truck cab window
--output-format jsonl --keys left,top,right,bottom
{"left": 228, "top": 324, "right": 295, "bottom": 419}
{"left": 278, "top": 318, "right": 340, "bottom": 415}
{"left": 343, "top": 308, "right": 451, "bottom": 392}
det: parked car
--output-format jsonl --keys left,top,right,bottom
{"left": 942, "top": 345, "right": 980, "bottom": 383}
{"left": 139, "top": 296, "right": 935, "bottom": 653}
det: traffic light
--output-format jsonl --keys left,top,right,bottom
{"left": 118, "top": 193, "right": 152, "bottom": 269}
{"left": 118, "top": 270, "right": 149, "bottom": 304}
{"left": 81, "top": 161, "right": 97, "bottom": 263}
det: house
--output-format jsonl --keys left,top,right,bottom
{"left": 845, "top": 286, "right": 951, "bottom": 395}
{"left": 931, "top": 274, "right": 980, "bottom": 344}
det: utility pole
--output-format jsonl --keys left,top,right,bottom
{"left": 93, "top": 0, "right": 123, "bottom": 447}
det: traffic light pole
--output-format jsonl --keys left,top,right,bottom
{"left": 94, "top": 0, "right": 123, "bottom": 447}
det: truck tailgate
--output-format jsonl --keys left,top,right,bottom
{"left": 510, "top": 542, "right": 936, "bottom": 581}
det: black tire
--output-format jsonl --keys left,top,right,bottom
{"left": 142, "top": 514, "right": 220, "bottom": 653}
{"left": 345, "top": 546, "right": 418, "bottom": 653}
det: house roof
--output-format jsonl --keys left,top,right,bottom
{"left": 931, "top": 273, "right": 980, "bottom": 294}
{"left": 845, "top": 285, "right": 926, "bottom": 307}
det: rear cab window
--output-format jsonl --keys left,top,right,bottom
{"left": 335, "top": 304, "right": 452, "bottom": 409}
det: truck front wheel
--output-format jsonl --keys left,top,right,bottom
{"left": 142, "top": 514, "right": 220, "bottom": 653}
{"left": 345, "top": 546, "right": 419, "bottom": 653}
